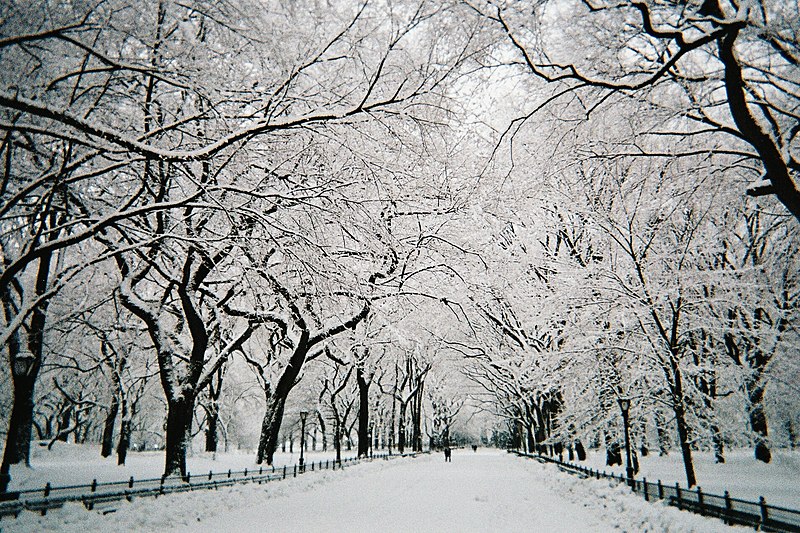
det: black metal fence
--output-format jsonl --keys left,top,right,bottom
{"left": 0, "top": 452, "right": 419, "bottom": 519}
{"left": 512, "top": 451, "right": 800, "bottom": 533}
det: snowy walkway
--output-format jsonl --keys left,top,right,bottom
{"left": 183, "top": 449, "right": 610, "bottom": 532}
{"left": 10, "top": 449, "right": 741, "bottom": 532}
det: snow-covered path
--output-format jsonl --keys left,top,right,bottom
{"left": 176, "top": 450, "right": 739, "bottom": 533}
{"left": 184, "top": 449, "right": 607, "bottom": 532}
{"left": 10, "top": 449, "right": 742, "bottom": 532}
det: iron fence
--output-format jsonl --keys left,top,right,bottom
{"left": 512, "top": 450, "right": 800, "bottom": 533}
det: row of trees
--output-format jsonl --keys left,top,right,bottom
{"left": 2, "top": 0, "right": 797, "bottom": 491}
{"left": 0, "top": 0, "right": 485, "bottom": 481}
{"left": 460, "top": 0, "right": 799, "bottom": 488}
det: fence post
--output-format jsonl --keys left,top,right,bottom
{"left": 724, "top": 491, "right": 732, "bottom": 525}
{"left": 643, "top": 478, "right": 649, "bottom": 502}
{"left": 44, "top": 482, "right": 51, "bottom": 497}
{"left": 129, "top": 475, "right": 134, "bottom": 488}
{"left": 675, "top": 483, "right": 682, "bottom": 510}
{"left": 696, "top": 487, "right": 704, "bottom": 515}
{"left": 658, "top": 480, "right": 663, "bottom": 500}
{"left": 759, "top": 496, "right": 768, "bottom": 527}
{"left": 283, "top": 465, "right": 287, "bottom": 479}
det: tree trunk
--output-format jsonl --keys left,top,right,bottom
{"left": 397, "top": 402, "right": 407, "bottom": 453}
{"left": 526, "top": 423, "right": 535, "bottom": 454}
{"left": 356, "top": 368, "right": 370, "bottom": 458}
{"left": 2, "top": 374, "right": 37, "bottom": 467}
{"left": 317, "top": 412, "right": 328, "bottom": 451}
{"left": 668, "top": 360, "right": 696, "bottom": 487}
{"left": 655, "top": 408, "right": 670, "bottom": 456}
{"left": 101, "top": 395, "right": 120, "bottom": 458}
{"left": 785, "top": 419, "right": 796, "bottom": 449}
{"left": 749, "top": 381, "right": 771, "bottom": 463}
{"left": 674, "top": 400, "right": 697, "bottom": 487}
{"left": 606, "top": 440, "right": 622, "bottom": 467}
{"left": 334, "top": 417, "right": 342, "bottom": 464}
{"left": 164, "top": 395, "right": 194, "bottom": 478}
{"left": 205, "top": 404, "right": 219, "bottom": 453}
{"left": 412, "top": 380, "right": 424, "bottom": 452}
{"left": 711, "top": 425, "right": 725, "bottom": 463}
{"left": 117, "top": 419, "right": 131, "bottom": 465}
{"left": 575, "top": 440, "right": 586, "bottom": 461}
{"left": 256, "top": 395, "right": 286, "bottom": 465}
{"left": 389, "top": 393, "right": 396, "bottom": 454}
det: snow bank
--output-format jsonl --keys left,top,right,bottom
{"left": 577, "top": 448, "right": 800, "bottom": 509}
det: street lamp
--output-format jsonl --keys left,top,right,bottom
{"left": 617, "top": 398, "right": 634, "bottom": 487}
{"left": 299, "top": 411, "right": 308, "bottom": 470}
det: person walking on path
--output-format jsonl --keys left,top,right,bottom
{"left": 444, "top": 447, "right": 452, "bottom": 462}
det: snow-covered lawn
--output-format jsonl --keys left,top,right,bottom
{"left": 576, "top": 448, "right": 800, "bottom": 509}
{"left": 7, "top": 441, "right": 358, "bottom": 492}
{"left": 5, "top": 448, "right": 748, "bottom": 532}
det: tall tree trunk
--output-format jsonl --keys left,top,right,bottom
{"left": 317, "top": 411, "right": 328, "bottom": 451}
{"left": 1, "top": 242, "right": 51, "bottom": 475}
{"left": 397, "top": 402, "right": 407, "bottom": 453}
{"left": 116, "top": 395, "right": 131, "bottom": 465}
{"left": 101, "top": 395, "right": 120, "bottom": 458}
{"left": 2, "top": 374, "right": 37, "bottom": 468}
{"left": 412, "top": 380, "right": 424, "bottom": 452}
{"left": 255, "top": 341, "right": 309, "bottom": 465}
{"left": 117, "top": 419, "right": 131, "bottom": 466}
{"left": 389, "top": 393, "right": 396, "bottom": 454}
{"left": 256, "top": 395, "right": 286, "bottom": 465}
{"left": 334, "top": 417, "right": 342, "bottom": 464}
{"left": 748, "top": 380, "right": 771, "bottom": 463}
{"left": 526, "top": 423, "right": 535, "bottom": 454}
{"left": 164, "top": 394, "right": 194, "bottom": 478}
{"left": 356, "top": 368, "right": 370, "bottom": 458}
{"left": 205, "top": 401, "right": 219, "bottom": 453}
{"left": 670, "top": 359, "right": 697, "bottom": 487}
{"left": 575, "top": 440, "right": 586, "bottom": 461}
{"left": 654, "top": 408, "right": 671, "bottom": 456}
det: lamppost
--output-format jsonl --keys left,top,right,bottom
{"left": 299, "top": 411, "right": 308, "bottom": 471}
{"left": 617, "top": 397, "right": 634, "bottom": 487}
{"left": 1, "top": 351, "right": 36, "bottom": 495}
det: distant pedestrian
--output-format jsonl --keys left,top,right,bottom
{"left": 472, "top": 444, "right": 477, "bottom": 452}
{"left": 444, "top": 447, "right": 452, "bottom": 462}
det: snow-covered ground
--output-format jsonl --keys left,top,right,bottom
{"left": 6, "top": 448, "right": 750, "bottom": 532}
{"left": 6, "top": 441, "right": 358, "bottom": 492}
{"left": 576, "top": 448, "right": 800, "bottom": 509}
